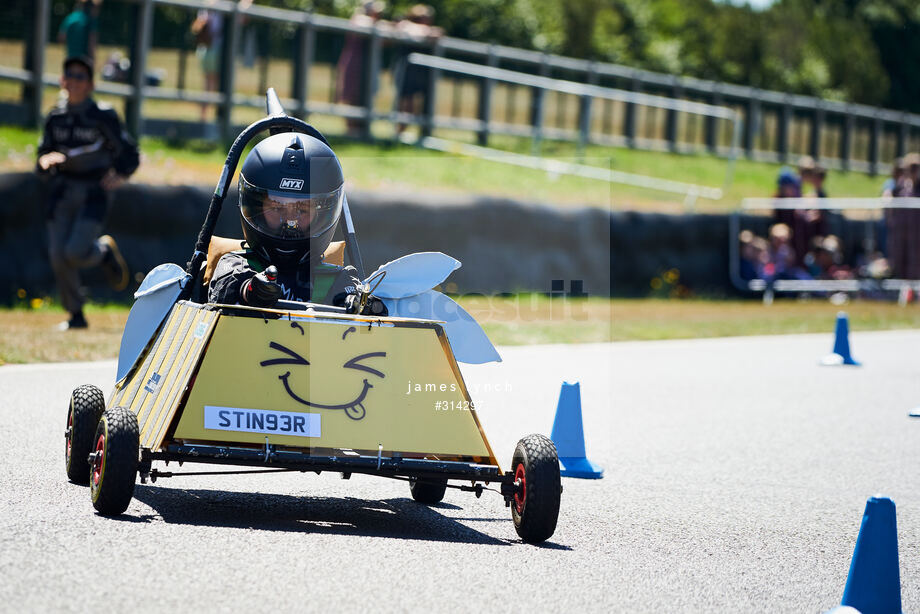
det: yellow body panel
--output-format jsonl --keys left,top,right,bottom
{"left": 173, "top": 311, "right": 496, "bottom": 462}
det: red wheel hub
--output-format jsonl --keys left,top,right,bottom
{"left": 91, "top": 433, "right": 105, "bottom": 486}
{"left": 65, "top": 409, "right": 73, "bottom": 460}
{"left": 513, "top": 463, "right": 527, "bottom": 514}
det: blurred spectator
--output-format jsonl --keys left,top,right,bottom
{"left": 856, "top": 250, "right": 891, "bottom": 280}
{"left": 797, "top": 155, "right": 828, "bottom": 198}
{"left": 877, "top": 158, "right": 903, "bottom": 259}
{"left": 773, "top": 167, "right": 827, "bottom": 268}
{"left": 881, "top": 158, "right": 903, "bottom": 198}
{"left": 810, "top": 235, "right": 852, "bottom": 280}
{"left": 774, "top": 167, "right": 800, "bottom": 198}
{"left": 738, "top": 230, "right": 769, "bottom": 281}
{"left": 336, "top": 1, "right": 389, "bottom": 137}
{"left": 58, "top": 1, "right": 100, "bottom": 62}
{"left": 895, "top": 153, "right": 920, "bottom": 197}
{"left": 763, "top": 223, "right": 811, "bottom": 282}
{"left": 191, "top": 3, "right": 224, "bottom": 122}
{"left": 36, "top": 56, "right": 139, "bottom": 330}
{"left": 814, "top": 166, "right": 828, "bottom": 198}
{"left": 101, "top": 51, "right": 130, "bottom": 83}
{"left": 887, "top": 153, "right": 920, "bottom": 278}
{"left": 797, "top": 155, "right": 815, "bottom": 192}
{"left": 239, "top": 0, "right": 257, "bottom": 69}
{"left": 100, "top": 51, "right": 165, "bottom": 86}
{"left": 392, "top": 4, "right": 443, "bottom": 136}
{"left": 811, "top": 166, "right": 828, "bottom": 198}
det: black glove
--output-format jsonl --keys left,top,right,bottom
{"left": 242, "top": 266, "right": 282, "bottom": 307}
{"left": 344, "top": 293, "right": 388, "bottom": 316}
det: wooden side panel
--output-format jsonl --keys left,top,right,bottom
{"left": 109, "top": 302, "right": 218, "bottom": 450}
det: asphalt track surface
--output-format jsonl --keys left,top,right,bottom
{"left": 2, "top": 330, "right": 920, "bottom": 612}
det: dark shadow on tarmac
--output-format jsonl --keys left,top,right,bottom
{"left": 131, "top": 485, "right": 519, "bottom": 545}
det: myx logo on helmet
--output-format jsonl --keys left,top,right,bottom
{"left": 279, "top": 178, "right": 304, "bottom": 190}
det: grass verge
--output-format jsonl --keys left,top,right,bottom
{"left": 0, "top": 121, "right": 886, "bottom": 212}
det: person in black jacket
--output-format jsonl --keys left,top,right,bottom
{"left": 37, "top": 56, "right": 139, "bottom": 330}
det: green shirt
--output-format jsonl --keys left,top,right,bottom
{"left": 59, "top": 10, "right": 97, "bottom": 58}
{"left": 243, "top": 252, "right": 345, "bottom": 303}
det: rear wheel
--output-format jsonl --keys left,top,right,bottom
{"left": 90, "top": 407, "right": 139, "bottom": 516}
{"left": 409, "top": 477, "right": 448, "bottom": 504}
{"left": 65, "top": 385, "right": 106, "bottom": 484}
{"left": 511, "top": 434, "right": 562, "bottom": 543}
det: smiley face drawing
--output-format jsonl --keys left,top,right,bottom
{"left": 259, "top": 324, "right": 386, "bottom": 420}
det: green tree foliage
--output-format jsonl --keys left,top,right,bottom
{"left": 415, "top": 0, "right": 915, "bottom": 112}
{"left": 42, "top": 0, "right": 914, "bottom": 112}
{"left": 386, "top": 0, "right": 916, "bottom": 111}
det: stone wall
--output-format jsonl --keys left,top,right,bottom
{"left": 0, "top": 172, "right": 757, "bottom": 303}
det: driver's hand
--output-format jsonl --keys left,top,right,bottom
{"left": 344, "top": 293, "right": 388, "bottom": 316}
{"left": 38, "top": 151, "right": 66, "bottom": 171}
{"left": 243, "top": 266, "right": 282, "bottom": 307}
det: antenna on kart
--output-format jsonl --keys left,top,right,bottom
{"left": 266, "top": 88, "right": 292, "bottom": 136}
{"left": 266, "top": 88, "right": 285, "bottom": 117}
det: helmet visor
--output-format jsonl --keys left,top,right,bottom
{"left": 240, "top": 177, "right": 343, "bottom": 241}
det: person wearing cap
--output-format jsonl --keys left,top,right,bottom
{"left": 36, "top": 56, "right": 139, "bottom": 330}
{"left": 798, "top": 155, "right": 828, "bottom": 198}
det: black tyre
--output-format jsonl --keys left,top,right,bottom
{"left": 409, "top": 477, "right": 448, "bottom": 504}
{"left": 65, "top": 385, "right": 106, "bottom": 484}
{"left": 511, "top": 434, "right": 562, "bottom": 544}
{"left": 89, "top": 407, "right": 139, "bottom": 516}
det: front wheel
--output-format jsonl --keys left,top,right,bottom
{"left": 511, "top": 434, "right": 562, "bottom": 543}
{"left": 90, "top": 407, "right": 139, "bottom": 516}
{"left": 65, "top": 385, "right": 106, "bottom": 484}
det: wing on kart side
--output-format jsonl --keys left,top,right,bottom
{"left": 366, "top": 252, "right": 461, "bottom": 299}
{"left": 115, "top": 264, "right": 189, "bottom": 385}
{"left": 382, "top": 290, "right": 501, "bottom": 364}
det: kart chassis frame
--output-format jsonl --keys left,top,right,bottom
{"left": 138, "top": 445, "right": 520, "bottom": 504}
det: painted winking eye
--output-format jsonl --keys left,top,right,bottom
{"left": 259, "top": 342, "right": 309, "bottom": 367}
{"left": 344, "top": 352, "right": 386, "bottom": 379}
{"left": 259, "top": 340, "right": 387, "bottom": 421}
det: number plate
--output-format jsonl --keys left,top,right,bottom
{"left": 204, "top": 406, "right": 321, "bottom": 438}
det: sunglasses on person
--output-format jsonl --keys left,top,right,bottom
{"left": 64, "top": 71, "right": 89, "bottom": 81}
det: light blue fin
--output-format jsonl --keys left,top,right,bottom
{"left": 116, "top": 264, "right": 188, "bottom": 384}
{"left": 382, "top": 290, "right": 501, "bottom": 364}
{"left": 366, "top": 252, "right": 461, "bottom": 299}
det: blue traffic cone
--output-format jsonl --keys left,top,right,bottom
{"left": 821, "top": 311, "right": 860, "bottom": 366}
{"left": 840, "top": 496, "right": 901, "bottom": 614}
{"left": 550, "top": 382, "right": 603, "bottom": 479}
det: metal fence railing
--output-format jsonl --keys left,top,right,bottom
{"left": 2, "top": 0, "right": 919, "bottom": 175}
{"left": 405, "top": 53, "right": 740, "bottom": 203}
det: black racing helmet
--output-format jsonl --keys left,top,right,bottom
{"left": 238, "top": 132, "right": 344, "bottom": 269}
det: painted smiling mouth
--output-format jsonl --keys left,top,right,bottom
{"left": 277, "top": 372, "right": 373, "bottom": 420}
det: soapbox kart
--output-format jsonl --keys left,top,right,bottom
{"left": 63, "top": 90, "right": 562, "bottom": 543}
